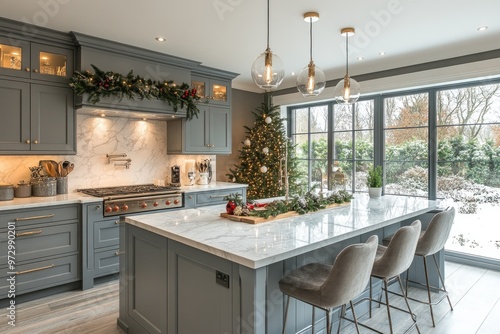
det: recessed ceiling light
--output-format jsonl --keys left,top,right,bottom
{"left": 477, "top": 26, "right": 488, "bottom": 31}
{"left": 379, "top": 52, "right": 386, "bottom": 56}
{"left": 357, "top": 56, "right": 364, "bottom": 61}
{"left": 155, "top": 36, "right": 166, "bottom": 42}
{"left": 100, "top": 113, "right": 106, "bottom": 118}
{"left": 290, "top": 72, "right": 296, "bottom": 76}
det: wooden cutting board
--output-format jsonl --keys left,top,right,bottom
{"left": 220, "top": 202, "right": 350, "bottom": 224}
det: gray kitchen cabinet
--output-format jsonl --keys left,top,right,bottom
{"left": 125, "top": 225, "right": 167, "bottom": 334}
{"left": 119, "top": 225, "right": 235, "bottom": 334}
{"left": 191, "top": 75, "right": 231, "bottom": 107}
{"left": 0, "top": 36, "right": 74, "bottom": 84}
{"left": 82, "top": 203, "right": 122, "bottom": 290}
{"left": 192, "top": 187, "right": 246, "bottom": 208}
{"left": 0, "top": 204, "right": 80, "bottom": 300}
{"left": 167, "top": 105, "right": 231, "bottom": 154}
{"left": 0, "top": 80, "right": 75, "bottom": 154}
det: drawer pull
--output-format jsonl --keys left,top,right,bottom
{"left": 114, "top": 220, "right": 122, "bottom": 225}
{"left": 115, "top": 251, "right": 124, "bottom": 256}
{"left": 15, "top": 214, "right": 54, "bottom": 222}
{"left": 16, "top": 230, "right": 42, "bottom": 237}
{"left": 209, "top": 194, "right": 231, "bottom": 199}
{"left": 16, "top": 264, "right": 54, "bottom": 275}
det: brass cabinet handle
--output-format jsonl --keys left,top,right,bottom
{"left": 15, "top": 214, "right": 54, "bottom": 222}
{"left": 25, "top": 67, "right": 30, "bottom": 72}
{"left": 209, "top": 194, "right": 230, "bottom": 199}
{"left": 33, "top": 69, "right": 39, "bottom": 73}
{"left": 115, "top": 251, "right": 124, "bottom": 256}
{"left": 16, "top": 264, "right": 54, "bottom": 275}
{"left": 26, "top": 139, "right": 30, "bottom": 144}
{"left": 33, "top": 140, "right": 39, "bottom": 144}
{"left": 188, "top": 195, "right": 193, "bottom": 200}
{"left": 114, "top": 220, "right": 122, "bottom": 224}
{"left": 16, "top": 230, "right": 42, "bottom": 237}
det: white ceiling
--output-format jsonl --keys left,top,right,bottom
{"left": 1, "top": 0, "right": 499, "bottom": 93}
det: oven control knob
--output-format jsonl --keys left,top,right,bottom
{"left": 140, "top": 202, "right": 147, "bottom": 209}
{"left": 174, "top": 199, "right": 180, "bottom": 205}
{"left": 121, "top": 204, "right": 129, "bottom": 211}
{"left": 113, "top": 205, "right": 120, "bottom": 212}
{"left": 153, "top": 201, "right": 159, "bottom": 207}
{"left": 165, "top": 200, "right": 171, "bottom": 205}
{"left": 105, "top": 205, "right": 113, "bottom": 213}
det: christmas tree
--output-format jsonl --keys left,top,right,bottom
{"left": 227, "top": 100, "right": 305, "bottom": 200}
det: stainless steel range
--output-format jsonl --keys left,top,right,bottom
{"left": 79, "top": 184, "right": 183, "bottom": 216}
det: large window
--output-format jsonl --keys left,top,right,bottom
{"left": 333, "top": 101, "right": 374, "bottom": 192}
{"left": 290, "top": 105, "right": 329, "bottom": 190}
{"left": 384, "top": 93, "right": 429, "bottom": 196}
{"left": 287, "top": 78, "right": 500, "bottom": 265}
{"left": 435, "top": 83, "right": 500, "bottom": 260}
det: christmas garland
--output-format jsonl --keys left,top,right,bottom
{"left": 69, "top": 65, "right": 200, "bottom": 120}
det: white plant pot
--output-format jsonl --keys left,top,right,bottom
{"left": 369, "top": 187, "right": 382, "bottom": 198}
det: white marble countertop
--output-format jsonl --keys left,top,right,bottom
{"left": 0, "top": 182, "right": 247, "bottom": 211}
{"left": 125, "top": 194, "right": 437, "bottom": 269}
{"left": 0, "top": 192, "right": 102, "bottom": 211}
{"left": 0, "top": 192, "right": 99, "bottom": 211}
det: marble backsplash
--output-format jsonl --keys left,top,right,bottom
{"left": 0, "top": 114, "right": 215, "bottom": 192}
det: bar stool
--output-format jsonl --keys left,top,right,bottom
{"left": 279, "top": 235, "right": 379, "bottom": 334}
{"left": 369, "top": 220, "right": 422, "bottom": 334}
{"left": 404, "top": 207, "right": 455, "bottom": 326}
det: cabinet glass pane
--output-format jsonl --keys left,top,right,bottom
{"left": 192, "top": 80, "right": 205, "bottom": 99}
{"left": 0, "top": 44, "right": 22, "bottom": 70}
{"left": 39, "top": 51, "right": 67, "bottom": 76}
{"left": 212, "top": 84, "right": 227, "bottom": 102}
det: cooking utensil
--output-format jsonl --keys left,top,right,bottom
{"left": 66, "top": 163, "right": 74, "bottom": 175}
{"left": 39, "top": 160, "right": 60, "bottom": 177}
{"left": 58, "top": 161, "right": 63, "bottom": 177}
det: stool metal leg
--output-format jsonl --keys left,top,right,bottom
{"left": 326, "top": 308, "right": 332, "bottom": 334}
{"left": 423, "top": 256, "right": 435, "bottom": 327}
{"left": 312, "top": 306, "right": 315, "bottom": 334}
{"left": 336, "top": 305, "right": 345, "bottom": 334}
{"left": 397, "top": 275, "right": 420, "bottom": 334}
{"left": 369, "top": 276, "right": 373, "bottom": 318}
{"left": 282, "top": 295, "right": 290, "bottom": 334}
{"left": 432, "top": 254, "right": 453, "bottom": 311}
{"left": 350, "top": 300, "right": 361, "bottom": 334}
{"left": 383, "top": 279, "right": 394, "bottom": 334}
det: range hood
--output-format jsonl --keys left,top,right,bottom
{"left": 77, "top": 105, "right": 184, "bottom": 121}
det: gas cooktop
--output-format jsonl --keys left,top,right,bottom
{"left": 78, "top": 184, "right": 180, "bottom": 198}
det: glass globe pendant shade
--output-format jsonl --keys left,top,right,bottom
{"left": 297, "top": 61, "right": 326, "bottom": 97}
{"left": 251, "top": 48, "right": 285, "bottom": 90}
{"left": 334, "top": 74, "right": 360, "bottom": 104}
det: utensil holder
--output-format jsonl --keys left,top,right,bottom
{"left": 56, "top": 176, "right": 68, "bottom": 194}
{"left": 199, "top": 172, "right": 209, "bottom": 185}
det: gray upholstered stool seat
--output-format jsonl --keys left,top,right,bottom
{"left": 369, "top": 220, "right": 422, "bottom": 334}
{"left": 279, "top": 235, "right": 379, "bottom": 334}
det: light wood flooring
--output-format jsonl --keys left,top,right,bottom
{"left": 1, "top": 262, "right": 499, "bottom": 334}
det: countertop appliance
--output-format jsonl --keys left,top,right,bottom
{"left": 79, "top": 184, "right": 183, "bottom": 216}
{"left": 171, "top": 165, "right": 181, "bottom": 187}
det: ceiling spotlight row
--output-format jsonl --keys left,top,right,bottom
{"left": 250, "top": 0, "right": 360, "bottom": 104}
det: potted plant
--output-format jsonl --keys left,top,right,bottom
{"left": 366, "top": 165, "right": 383, "bottom": 198}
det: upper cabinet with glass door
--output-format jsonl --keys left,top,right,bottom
{"left": 0, "top": 36, "right": 73, "bottom": 83}
{"left": 191, "top": 75, "right": 230, "bottom": 107}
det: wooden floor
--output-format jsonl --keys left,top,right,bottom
{"left": 1, "top": 262, "right": 499, "bottom": 334}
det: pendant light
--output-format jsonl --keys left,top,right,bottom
{"left": 296, "top": 12, "right": 325, "bottom": 97}
{"left": 334, "top": 27, "right": 360, "bottom": 104}
{"left": 251, "top": 0, "right": 285, "bottom": 90}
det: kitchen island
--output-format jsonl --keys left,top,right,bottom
{"left": 118, "top": 194, "right": 438, "bottom": 334}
